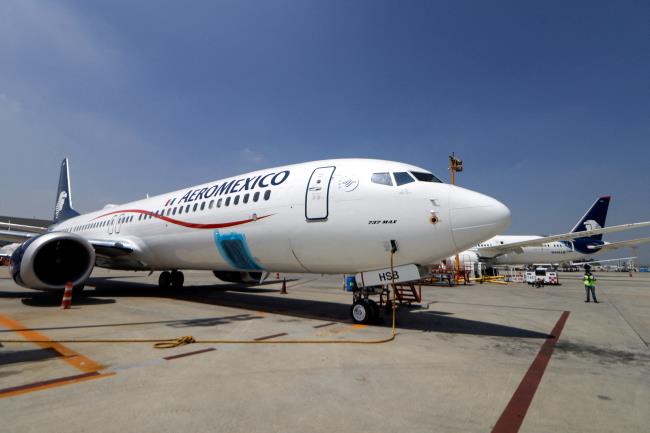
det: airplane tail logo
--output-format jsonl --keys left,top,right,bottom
{"left": 54, "top": 191, "right": 68, "bottom": 220}
{"left": 581, "top": 219, "right": 602, "bottom": 232}
{"left": 570, "top": 196, "right": 610, "bottom": 241}
{"left": 53, "top": 158, "right": 80, "bottom": 223}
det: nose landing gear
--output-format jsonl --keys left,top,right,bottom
{"left": 351, "top": 299, "right": 379, "bottom": 324}
{"left": 350, "top": 285, "right": 382, "bottom": 324}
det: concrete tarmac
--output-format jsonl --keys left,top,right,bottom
{"left": 0, "top": 268, "right": 648, "bottom": 433}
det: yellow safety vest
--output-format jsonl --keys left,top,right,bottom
{"left": 583, "top": 274, "right": 595, "bottom": 287}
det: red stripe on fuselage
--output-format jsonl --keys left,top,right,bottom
{"left": 90, "top": 209, "right": 272, "bottom": 229}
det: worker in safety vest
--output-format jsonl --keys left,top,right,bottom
{"left": 583, "top": 267, "right": 598, "bottom": 303}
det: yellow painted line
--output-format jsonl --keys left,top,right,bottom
{"left": 0, "top": 372, "right": 115, "bottom": 399}
{"left": 352, "top": 324, "right": 368, "bottom": 329}
{"left": 0, "top": 315, "right": 104, "bottom": 373}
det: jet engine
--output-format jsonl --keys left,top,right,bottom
{"left": 10, "top": 232, "right": 95, "bottom": 290}
{"left": 457, "top": 251, "right": 480, "bottom": 266}
{"left": 212, "top": 271, "right": 267, "bottom": 284}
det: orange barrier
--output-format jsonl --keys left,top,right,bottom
{"left": 61, "top": 282, "right": 73, "bottom": 309}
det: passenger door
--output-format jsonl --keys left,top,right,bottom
{"left": 305, "top": 166, "right": 336, "bottom": 221}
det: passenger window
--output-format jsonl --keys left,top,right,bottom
{"left": 200, "top": 202, "right": 205, "bottom": 210}
{"left": 178, "top": 206, "right": 183, "bottom": 214}
{"left": 371, "top": 172, "right": 393, "bottom": 186}
{"left": 243, "top": 193, "right": 249, "bottom": 204}
{"left": 393, "top": 172, "right": 415, "bottom": 186}
{"left": 217, "top": 198, "right": 222, "bottom": 208}
{"left": 209, "top": 200, "right": 214, "bottom": 209}
{"left": 172, "top": 207, "right": 177, "bottom": 215}
{"left": 193, "top": 203, "right": 198, "bottom": 212}
{"left": 253, "top": 192, "right": 260, "bottom": 202}
{"left": 264, "top": 190, "right": 271, "bottom": 200}
{"left": 234, "top": 195, "right": 240, "bottom": 205}
{"left": 185, "top": 205, "right": 190, "bottom": 213}
{"left": 225, "top": 197, "right": 231, "bottom": 207}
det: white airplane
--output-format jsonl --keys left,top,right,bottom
{"left": 1, "top": 158, "right": 510, "bottom": 322}
{"left": 446, "top": 196, "right": 650, "bottom": 271}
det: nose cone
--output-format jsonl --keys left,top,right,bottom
{"left": 449, "top": 186, "right": 511, "bottom": 251}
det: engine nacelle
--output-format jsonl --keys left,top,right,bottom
{"left": 212, "top": 271, "right": 267, "bottom": 284}
{"left": 10, "top": 232, "right": 95, "bottom": 290}
{"left": 443, "top": 251, "right": 480, "bottom": 268}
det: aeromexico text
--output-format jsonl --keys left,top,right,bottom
{"left": 173, "top": 171, "right": 290, "bottom": 204}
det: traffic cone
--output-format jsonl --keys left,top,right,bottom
{"left": 61, "top": 282, "right": 73, "bottom": 309}
{"left": 280, "top": 278, "right": 287, "bottom": 294}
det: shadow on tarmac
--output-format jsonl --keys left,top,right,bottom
{"left": 0, "top": 348, "right": 60, "bottom": 366}
{"left": 0, "top": 277, "right": 550, "bottom": 339}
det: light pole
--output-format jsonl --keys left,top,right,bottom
{"left": 449, "top": 152, "right": 463, "bottom": 281}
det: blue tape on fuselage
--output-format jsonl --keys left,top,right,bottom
{"left": 214, "top": 231, "right": 263, "bottom": 270}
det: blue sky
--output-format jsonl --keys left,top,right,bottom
{"left": 1, "top": 1, "right": 649, "bottom": 262}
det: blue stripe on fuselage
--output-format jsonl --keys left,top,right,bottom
{"left": 214, "top": 231, "right": 263, "bottom": 270}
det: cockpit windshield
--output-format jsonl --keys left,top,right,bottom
{"left": 371, "top": 172, "right": 393, "bottom": 186}
{"left": 393, "top": 172, "right": 415, "bottom": 186}
{"left": 410, "top": 171, "right": 442, "bottom": 183}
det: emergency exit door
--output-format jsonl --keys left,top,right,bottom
{"left": 305, "top": 166, "right": 335, "bottom": 220}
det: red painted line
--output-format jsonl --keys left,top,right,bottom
{"left": 490, "top": 311, "right": 570, "bottom": 433}
{"left": 254, "top": 332, "right": 288, "bottom": 341}
{"left": 0, "top": 371, "right": 114, "bottom": 398}
{"left": 90, "top": 209, "right": 272, "bottom": 229}
{"left": 163, "top": 347, "right": 216, "bottom": 360}
{"left": 313, "top": 322, "right": 336, "bottom": 329}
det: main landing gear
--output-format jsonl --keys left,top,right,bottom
{"left": 159, "top": 270, "right": 184, "bottom": 289}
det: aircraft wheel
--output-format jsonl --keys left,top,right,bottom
{"left": 351, "top": 300, "right": 371, "bottom": 324}
{"left": 171, "top": 271, "right": 184, "bottom": 288}
{"left": 159, "top": 271, "right": 172, "bottom": 289}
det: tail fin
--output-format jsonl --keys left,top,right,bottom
{"left": 53, "top": 158, "right": 80, "bottom": 223}
{"left": 570, "top": 196, "right": 610, "bottom": 241}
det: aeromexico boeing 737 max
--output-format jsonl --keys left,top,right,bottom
{"left": 2, "top": 158, "right": 511, "bottom": 322}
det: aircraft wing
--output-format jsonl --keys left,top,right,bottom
{"left": 0, "top": 221, "right": 48, "bottom": 242}
{"left": 476, "top": 221, "right": 650, "bottom": 258}
{"left": 586, "top": 237, "right": 650, "bottom": 252}
{"left": 572, "top": 256, "right": 637, "bottom": 266}
{"left": 0, "top": 229, "right": 39, "bottom": 243}
{"left": 0, "top": 222, "right": 48, "bottom": 234}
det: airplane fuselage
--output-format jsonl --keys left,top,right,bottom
{"left": 50, "top": 159, "right": 511, "bottom": 275}
{"left": 453, "top": 235, "right": 607, "bottom": 267}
